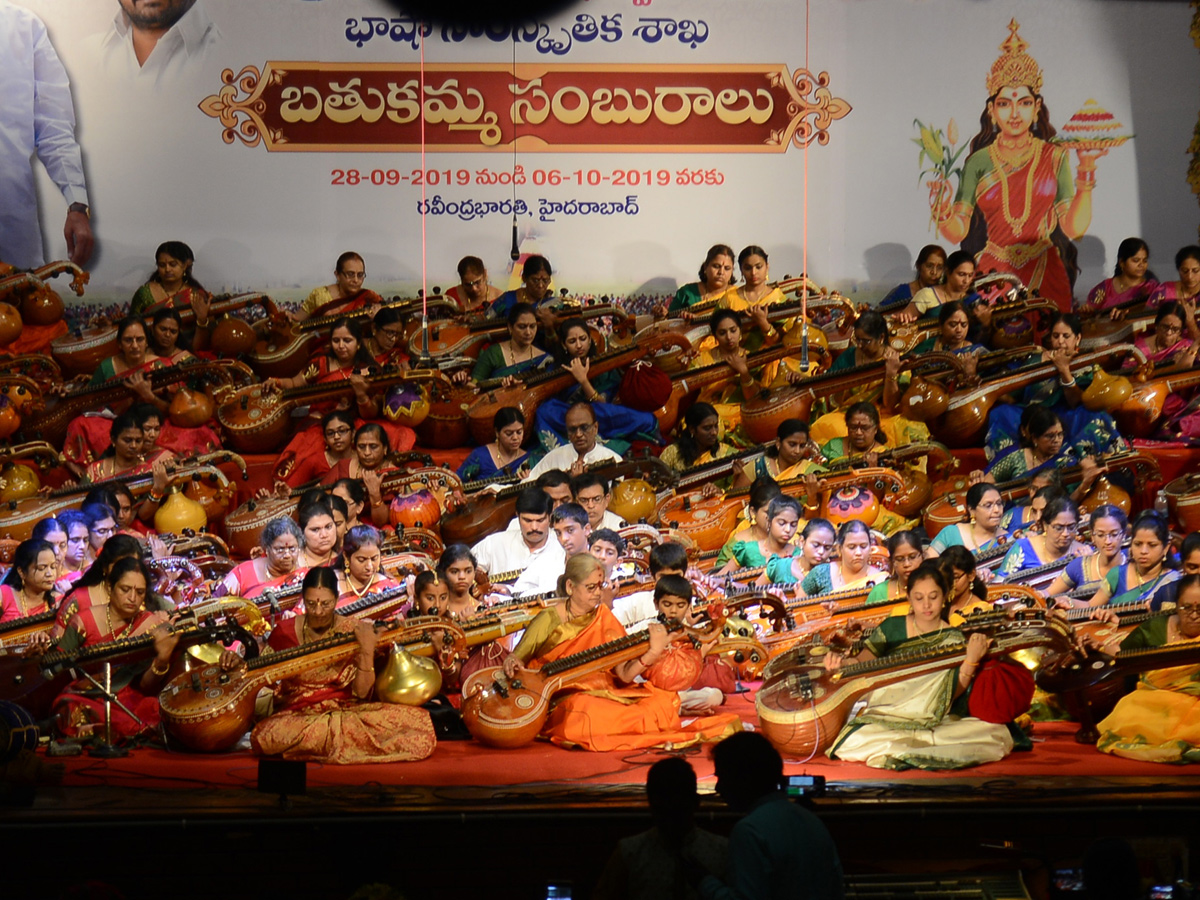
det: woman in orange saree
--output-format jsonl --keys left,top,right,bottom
{"left": 500, "top": 554, "right": 740, "bottom": 751}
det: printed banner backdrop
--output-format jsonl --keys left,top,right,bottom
{"left": 11, "top": 0, "right": 1200, "bottom": 307}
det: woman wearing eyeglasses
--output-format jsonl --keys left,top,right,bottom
{"left": 1095, "top": 573, "right": 1200, "bottom": 763}
{"left": 1045, "top": 505, "right": 1128, "bottom": 600}
{"left": 295, "top": 251, "right": 382, "bottom": 323}
{"left": 271, "top": 410, "right": 357, "bottom": 490}
{"left": 447, "top": 256, "right": 503, "bottom": 314}
{"left": 1071, "top": 511, "right": 1177, "bottom": 610}
{"left": 487, "top": 255, "right": 556, "bottom": 320}
{"left": 1129, "top": 301, "right": 1199, "bottom": 368}
{"left": 498, "top": 553, "right": 739, "bottom": 751}
{"left": 996, "top": 496, "right": 1087, "bottom": 582}
{"left": 987, "top": 406, "right": 1080, "bottom": 483}
{"left": 219, "top": 518, "right": 306, "bottom": 600}
{"left": 866, "top": 531, "right": 925, "bottom": 605}
{"left": 363, "top": 307, "right": 410, "bottom": 369}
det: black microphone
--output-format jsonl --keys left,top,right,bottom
{"left": 509, "top": 214, "right": 520, "bottom": 261}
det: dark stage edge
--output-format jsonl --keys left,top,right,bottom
{"left": 4, "top": 767, "right": 1200, "bottom": 900}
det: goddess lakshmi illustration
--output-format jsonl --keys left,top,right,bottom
{"left": 928, "top": 20, "right": 1113, "bottom": 311}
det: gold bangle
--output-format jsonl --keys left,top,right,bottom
{"left": 150, "top": 659, "right": 170, "bottom": 676}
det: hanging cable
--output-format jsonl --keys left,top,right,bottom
{"left": 510, "top": 33, "right": 520, "bottom": 261}
{"left": 417, "top": 26, "right": 430, "bottom": 361}
{"left": 800, "top": 0, "right": 811, "bottom": 372}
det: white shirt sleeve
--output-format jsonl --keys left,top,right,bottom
{"left": 30, "top": 13, "right": 88, "bottom": 205}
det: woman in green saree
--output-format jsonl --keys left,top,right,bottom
{"left": 823, "top": 563, "right": 1013, "bottom": 770}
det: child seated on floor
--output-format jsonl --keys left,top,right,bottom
{"left": 612, "top": 541, "right": 689, "bottom": 630}
{"left": 409, "top": 570, "right": 506, "bottom": 698}
{"left": 641, "top": 575, "right": 727, "bottom": 717}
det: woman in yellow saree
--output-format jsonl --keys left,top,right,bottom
{"left": 690, "top": 308, "right": 780, "bottom": 443}
{"left": 733, "top": 418, "right": 824, "bottom": 488}
{"left": 1096, "top": 574, "right": 1200, "bottom": 763}
{"left": 659, "top": 402, "right": 740, "bottom": 474}
{"left": 501, "top": 554, "right": 740, "bottom": 751}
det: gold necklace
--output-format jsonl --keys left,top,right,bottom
{"left": 910, "top": 618, "right": 947, "bottom": 646}
{"left": 508, "top": 341, "right": 533, "bottom": 365}
{"left": 302, "top": 617, "right": 333, "bottom": 645}
{"left": 1129, "top": 562, "right": 1161, "bottom": 589}
{"left": 105, "top": 605, "right": 133, "bottom": 641}
{"left": 345, "top": 572, "right": 374, "bottom": 600}
{"left": 741, "top": 285, "right": 769, "bottom": 305}
{"left": 990, "top": 140, "right": 1042, "bottom": 233}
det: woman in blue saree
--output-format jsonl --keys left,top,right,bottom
{"left": 533, "top": 317, "right": 660, "bottom": 453}
{"left": 985, "top": 313, "right": 1127, "bottom": 466}
{"left": 456, "top": 407, "right": 531, "bottom": 483}
{"left": 1072, "top": 511, "right": 1179, "bottom": 609}
{"left": 997, "top": 496, "right": 1088, "bottom": 582}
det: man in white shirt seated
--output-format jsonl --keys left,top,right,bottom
{"left": 613, "top": 541, "right": 690, "bottom": 632}
{"left": 504, "top": 469, "right": 574, "bottom": 534}
{"left": 571, "top": 472, "right": 628, "bottom": 531}
{"left": 511, "top": 502, "right": 592, "bottom": 597}
{"left": 471, "top": 487, "right": 563, "bottom": 586}
{"left": 524, "top": 402, "right": 622, "bottom": 482}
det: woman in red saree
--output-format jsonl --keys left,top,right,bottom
{"left": 220, "top": 518, "right": 306, "bottom": 600}
{"left": 147, "top": 308, "right": 195, "bottom": 365}
{"left": 500, "top": 554, "right": 740, "bottom": 751}
{"left": 50, "top": 557, "right": 178, "bottom": 740}
{"left": 296, "top": 252, "right": 382, "bottom": 322}
{"left": 928, "top": 21, "right": 1107, "bottom": 311}
{"left": 246, "top": 566, "right": 436, "bottom": 763}
{"left": 63, "top": 317, "right": 169, "bottom": 473}
{"left": 82, "top": 411, "right": 177, "bottom": 525}
{"left": 272, "top": 410, "right": 356, "bottom": 488}
{"left": 52, "top": 535, "right": 148, "bottom": 638}
{"left": 265, "top": 318, "right": 380, "bottom": 419}
{"left": 267, "top": 318, "right": 415, "bottom": 466}
{"left": 332, "top": 525, "right": 405, "bottom": 613}
{"left": 362, "top": 307, "right": 410, "bottom": 369}
{"left": 0, "top": 539, "right": 58, "bottom": 625}
{"left": 320, "top": 423, "right": 401, "bottom": 527}
{"left": 133, "top": 404, "right": 221, "bottom": 468}
{"left": 82, "top": 410, "right": 158, "bottom": 483}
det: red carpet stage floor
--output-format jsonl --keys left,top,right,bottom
{"left": 46, "top": 686, "right": 1200, "bottom": 795}
{"left": 11, "top": 686, "right": 1200, "bottom": 900}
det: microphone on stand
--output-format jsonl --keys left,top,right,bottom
{"left": 417, "top": 287, "right": 433, "bottom": 368}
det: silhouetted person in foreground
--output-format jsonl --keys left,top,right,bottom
{"left": 687, "top": 732, "right": 844, "bottom": 900}
{"left": 1083, "top": 838, "right": 1141, "bottom": 900}
{"left": 594, "top": 757, "right": 727, "bottom": 900}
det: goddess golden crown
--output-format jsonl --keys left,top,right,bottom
{"left": 987, "top": 19, "right": 1044, "bottom": 96}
